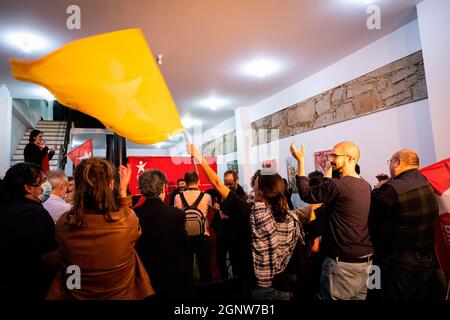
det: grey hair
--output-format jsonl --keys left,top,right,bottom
{"left": 138, "top": 169, "right": 167, "bottom": 197}
{"left": 46, "top": 170, "right": 68, "bottom": 189}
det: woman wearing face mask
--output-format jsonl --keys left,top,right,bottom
{"left": 46, "top": 158, "right": 154, "bottom": 300}
{"left": 24, "top": 129, "right": 57, "bottom": 174}
{"left": 0, "top": 163, "right": 61, "bottom": 300}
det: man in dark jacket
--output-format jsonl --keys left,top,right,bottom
{"left": 212, "top": 170, "right": 247, "bottom": 279}
{"left": 134, "top": 170, "right": 193, "bottom": 300}
{"left": 169, "top": 178, "right": 186, "bottom": 206}
{"left": 370, "top": 149, "right": 439, "bottom": 300}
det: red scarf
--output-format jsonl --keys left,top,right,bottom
{"left": 39, "top": 146, "right": 50, "bottom": 174}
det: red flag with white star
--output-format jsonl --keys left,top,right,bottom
{"left": 67, "top": 138, "right": 94, "bottom": 166}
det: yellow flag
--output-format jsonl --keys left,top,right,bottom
{"left": 10, "top": 29, "right": 183, "bottom": 144}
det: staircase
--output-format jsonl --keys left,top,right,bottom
{"left": 11, "top": 120, "right": 67, "bottom": 171}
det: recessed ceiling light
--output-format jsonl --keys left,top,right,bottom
{"left": 3, "top": 31, "right": 50, "bottom": 53}
{"left": 199, "top": 96, "right": 229, "bottom": 111}
{"left": 240, "top": 58, "right": 282, "bottom": 78}
{"left": 181, "top": 115, "right": 202, "bottom": 128}
{"left": 343, "top": 0, "right": 374, "bottom": 4}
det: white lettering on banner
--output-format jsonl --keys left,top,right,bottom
{"left": 66, "top": 5, "right": 81, "bottom": 30}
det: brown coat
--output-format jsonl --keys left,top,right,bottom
{"left": 46, "top": 197, "right": 154, "bottom": 300}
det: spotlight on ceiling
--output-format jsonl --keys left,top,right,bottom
{"left": 240, "top": 58, "right": 282, "bottom": 79}
{"left": 199, "top": 96, "right": 229, "bottom": 111}
{"left": 181, "top": 115, "right": 202, "bottom": 128}
{"left": 3, "top": 31, "right": 50, "bottom": 53}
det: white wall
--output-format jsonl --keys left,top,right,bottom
{"left": 417, "top": 0, "right": 450, "bottom": 162}
{"left": 251, "top": 99, "right": 435, "bottom": 188}
{"left": 249, "top": 19, "right": 422, "bottom": 122}
{"left": 169, "top": 116, "right": 237, "bottom": 176}
{"left": 10, "top": 114, "right": 26, "bottom": 155}
{"left": 0, "top": 85, "right": 12, "bottom": 176}
{"left": 236, "top": 19, "right": 437, "bottom": 191}
{"left": 202, "top": 117, "right": 237, "bottom": 179}
{"left": 202, "top": 117, "right": 235, "bottom": 144}
{"left": 12, "top": 99, "right": 41, "bottom": 128}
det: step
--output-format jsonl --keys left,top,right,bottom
{"left": 16, "top": 142, "right": 67, "bottom": 149}
{"left": 23, "top": 133, "right": 66, "bottom": 138}
{"left": 13, "top": 150, "right": 62, "bottom": 157}
{"left": 21, "top": 135, "right": 66, "bottom": 141}
{"left": 12, "top": 151, "right": 61, "bottom": 160}
{"left": 26, "top": 128, "right": 67, "bottom": 133}
{"left": 20, "top": 137, "right": 65, "bottom": 143}
{"left": 35, "top": 125, "right": 67, "bottom": 130}
{"left": 35, "top": 123, "right": 67, "bottom": 127}
{"left": 37, "top": 121, "right": 67, "bottom": 126}
{"left": 11, "top": 159, "right": 60, "bottom": 166}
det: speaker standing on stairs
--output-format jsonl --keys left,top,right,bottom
{"left": 24, "top": 129, "right": 56, "bottom": 174}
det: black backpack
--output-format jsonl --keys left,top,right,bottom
{"left": 179, "top": 192, "right": 206, "bottom": 237}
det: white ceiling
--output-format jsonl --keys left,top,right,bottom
{"left": 0, "top": 0, "right": 421, "bottom": 133}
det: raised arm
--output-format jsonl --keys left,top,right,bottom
{"left": 290, "top": 143, "right": 306, "bottom": 177}
{"left": 188, "top": 144, "right": 230, "bottom": 200}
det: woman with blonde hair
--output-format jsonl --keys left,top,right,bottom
{"left": 47, "top": 158, "right": 154, "bottom": 299}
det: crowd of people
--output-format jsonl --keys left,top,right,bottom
{"left": 0, "top": 138, "right": 446, "bottom": 301}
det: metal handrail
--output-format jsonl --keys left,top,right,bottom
{"left": 59, "top": 109, "right": 73, "bottom": 170}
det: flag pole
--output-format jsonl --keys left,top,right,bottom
{"left": 183, "top": 129, "right": 199, "bottom": 176}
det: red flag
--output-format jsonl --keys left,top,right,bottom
{"left": 127, "top": 156, "right": 217, "bottom": 203}
{"left": 420, "top": 158, "right": 450, "bottom": 273}
{"left": 67, "top": 139, "right": 94, "bottom": 166}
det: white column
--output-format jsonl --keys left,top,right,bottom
{"left": 235, "top": 107, "right": 254, "bottom": 192}
{"left": 417, "top": 0, "right": 450, "bottom": 161}
{"left": 0, "top": 85, "right": 12, "bottom": 176}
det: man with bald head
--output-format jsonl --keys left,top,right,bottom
{"left": 291, "top": 141, "right": 373, "bottom": 300}
{"left": 370, "top": 149, "right": 439, "bottom": 300}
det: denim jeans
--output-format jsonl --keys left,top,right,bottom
{"left": 320, "top": 257, "right": 371, "bottom": 300}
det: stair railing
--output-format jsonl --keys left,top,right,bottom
{"left": 59, "top": 109, "right": 73, "bottom": 171}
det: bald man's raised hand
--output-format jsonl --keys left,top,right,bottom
{"left": 290, "top": 143, "right": 305, "bottom": 161}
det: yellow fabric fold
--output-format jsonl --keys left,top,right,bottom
{"left": 10, "top": 29, "right": 183, "bottom": 144}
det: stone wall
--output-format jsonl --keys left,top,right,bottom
{"left": 202, "top": 130, "right": 237, "bottom": 156}
{"left": 251, "top": 51, "right": 428, "bottom": 145}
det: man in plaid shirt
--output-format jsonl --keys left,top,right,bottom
{"left": 370, "top": 149, "right": 439, "bottom": 300}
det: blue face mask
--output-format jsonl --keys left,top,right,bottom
{"left": 39, "top": 181, "right": 52, "bottom": 202}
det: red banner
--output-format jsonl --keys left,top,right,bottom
{"left": 420, "top": 158, "right": 450, "bottom": 273}
{"left": 127, "top": 156, "right": 217, "bottom": 199}
{"left": 67, "top": 139, "right": 93, "bottom": 166}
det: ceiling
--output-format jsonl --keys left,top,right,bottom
{"left": 0, "top": 0, "right": 421, "bottom": 137}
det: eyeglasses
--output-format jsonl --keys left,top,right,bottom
{"left": 328, "top": 153, "right": 354, "bottom": 160}
{"left": 387, "top": 158, "right": 399, "bottom": 166}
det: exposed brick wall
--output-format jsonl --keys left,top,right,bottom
{"left": 251, "top": 51, "right": 428, "bottom": 146}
